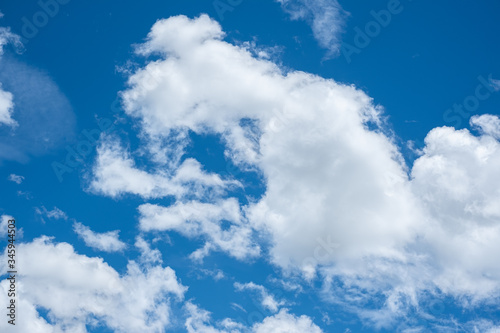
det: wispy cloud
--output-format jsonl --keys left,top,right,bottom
{"left": 234, "top": 282, "right": 285, "bottom": 312}
{"left": 277, "top": 0, "right": 348, "bottom": 56}
{"left": 134, "top": 236, "right": 162, "bottom": 264}
{"left": 490, "top": 77, "right": 500, "bottom": 91}
{"left": 35, "top": 206, "right": 68, "bottom": 222}
{"left": 7, "top": 173, "right": 24, "bottom": 184}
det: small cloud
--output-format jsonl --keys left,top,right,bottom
{"left": 35, "top": 206, "right": 68, "bottom": 222}
{"left": 8, "top": 173, "right": 24, "bottom": 184}
{"left": 490, "top": 77, "right": 500, "bottom": 91}
{"left": 322, "top": 312, "right": 333, "bottom": 325}
{"left": 234, "top": 282, "right": 285, "bottom": 313}
{"left": 195, "top": 268, "right": 225, "bottom": 281}
{"left": 230, "top": 302, "right": 247, "bottom": 313}
{"left": 74, "top": 222, "right": 126, "bottom": 252}
{"left": 135, "top": 236, "right": 162, "bottom": 264}
{"left": 268, "top": 277, "right": 303, "bottom": 293}
{"left": 213, "top": 270, "right": 225, "bottom": 280}
{"left": 189, "top": 242, "right": 213, "bottom": 262}
{"left": 252, "top": 309, "right": 323, "bottom": 332}
{"left": 277, "top": 0, "right": 348, "bottom": 57}
{"left": 16, "top": 190, "right": 32, "bottom": 200}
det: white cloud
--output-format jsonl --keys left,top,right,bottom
{"left": 138, "top": 199, "right": 259, "bottom": 260}
{"left": 185, "top": 302, "right": 241, "bottom": 333}
{"left": 277, "top": 0, "right": 347, "bottom": 56}
{"left": 410, "top": 119, "right": 500, "bottom": 300}
{"left": 0, "top": 236, "right": 186, "bottom": 332}
{"left": 90, "top": 136, "right": 232, "bottom": 199}
{"left": 412, "top": 319, "right": 500, "bottom": 333}
{"left": 467, "top": 320, "right": 500, "bottom": 333}
{"left": 196, "top": 268, "right": 225, "bottom": 281}
{"left": 185, "top": 302, "right": 232, "bottom": 333}
{"left": 268, "top": 277, "right": 303, "bottom": 293}
{"left": 0, "top": 234, "right": 320, "bottom": 332}
{"left": 184, "top": 302, "right": 323, "bottom": 333}
{"left": 252, "top": 309, "right": 323, "bottom": 333}
{"left": 16, "top": 190, "right": 32, "bottom": 199}
{"left": 93, "top": 14, "right": 500, "bottom": 328}
{"left": 0, "top": 26, "right": 21, "bottom": 56}
{"left": 7, "top": 173, "right": 24, "bottom": 184}
{"left": 0, "top": 83, "right": 15, "bottom": 127}
{"left": 73, "top": 222, "right": 127, "bottom": 252}
{"left": 114, "top": 14, "right": 402, "bottom": 294}
{"left": 35, "top": 206, "right": 68, "bottom": 221}
{"left": 135, "top": 236, "right": 163, "bottom": 265}
{"left": 90, "top": 138, "right": 182, "bottom": 198}
{"left": 119, "top": 14, "right": 423, "bottom": 276}
{"left": 234, "top": 282, "right": 285, "bottom": 312}
{"left": 471, "top": 114, "right": 500, "bottom": 140}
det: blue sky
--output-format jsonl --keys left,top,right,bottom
{"left": 1, "top": 1, "right": 500, "bottom": 332}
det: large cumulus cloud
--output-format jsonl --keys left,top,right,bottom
{"left": 88, "top": 14, "right": 500, "bottom": 329}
